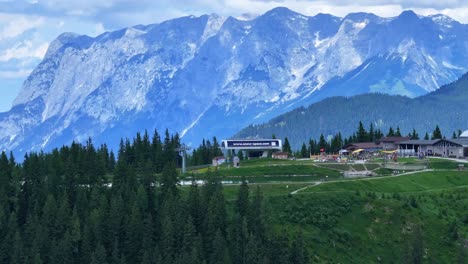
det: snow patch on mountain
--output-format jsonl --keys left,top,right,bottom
{"left": 202, "top": 14, "right": 227, "bottom": 42}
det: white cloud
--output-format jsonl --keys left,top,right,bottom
{"left": 0, "top": 41, "right": 49, "bottom": 61}
{"left": 0, "top": 15, "right": 44, "bottom": 40}
{"left": 1, "top": 0, "right": 467, "bottom": 29}
{"left": 0, "top": 69, "right": 32, "bottom": 78}
{"left": 219, "top": 0, "right": 468, "bottom": 22}
{"left": 94, "top": 23, "right": 106, "bottom": 35}
{"left": 412, "top": 7, "right": 468, "bottom": 23}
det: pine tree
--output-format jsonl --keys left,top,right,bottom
{"left": 300, "top": 143, "right": 308, "bottom": 158}
{"left": 375, "top": 129, "right": 384, "bottom": 140}
{"left": 248, "top": 186, "right": 266, "bottom": 241}
{"left": 432, "top": 125, "right": 442, "bottom": 139}
{"left": 69, "top": 209, "right": 81, "bottom": 262}
{"left": 124, "top": 203, "right": 143, "bottom": 262}
{"left": 282, "top": 137, "right": 292, "bottom": 154}
{"left": 209, "top": 229, "right": 230, "bottom": 264}
{"left": 51, "top": 231, "right": 73, "bottom": 264}
{"left": 236, "top": 177, "right": 249, "bottom": 218}
{"left": 10, "top": 231, "right": 23, "bottom": 264}
{"left": 387, "top": 127, "right": 395, "bottom": 137}
{"left": 368, "top": 123, "right": 375, "bottom": 142}
{"left": 357, "top": 121, "right": 368, "bottom": 142}
{"left": 395, "top": 126, "right": 402, "bottom": 137}
{"left": 411, "top": 128, "right": 419, "bottom": 140}
{"left": 91, "top": 243, "right": 108, "bottom": 264}
{"left": 308, "top": 139, "right": 316, "bottom": 155}
{"left": 318, "top": 134, "right": 328, "bottom": 152}
{"left": 187, "top": 182, "right": 202, "bottom": 230}
{"left": 424, "top": 132, "right": 429, "bottom": 140}
{"left": 330, "top": 133, "right": 343, "bottom": 152}
{"left": 160, "top": 163, "right": 179, "bottom": 196}
{"left": 245, "top": 234, "right": 261, "bottom": 264}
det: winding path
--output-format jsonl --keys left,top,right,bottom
{"left": 289, "top": 169, "right": 435, "bottom": 195}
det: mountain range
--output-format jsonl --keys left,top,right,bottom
{"left": 236, "top": 72, "right": 468, "bottom": 148}
{"left": 0, "top": 7, "right": 467, "bottom": 154}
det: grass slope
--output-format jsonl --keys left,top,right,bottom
{"left": 304, "top": 171, "right": 468, "bottom": 194}
{"left": 185, "top": 158, "right": 468, "bottom": 262}
{"left": 265, "top": 171, "right": 468, "bottom": 263}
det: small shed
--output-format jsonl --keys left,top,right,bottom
{"left": 212, "top": 156, "right": 226, "bottom": 167}
{"left": 272, "top": 152, "right": 289, "bottom": 160}
{"left": 233, "top": 156, "right": 240, "bottom": 167}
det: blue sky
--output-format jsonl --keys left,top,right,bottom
{"left": 1, "top": 0, "right": 467, "bottom": 112}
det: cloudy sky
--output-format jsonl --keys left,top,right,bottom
{"left": 0, "top": 0, "right": 467, "bottom": 112}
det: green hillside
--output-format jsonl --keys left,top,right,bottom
{"left": 201, "top": 157, "right": 468, "bottom": 263}
{"left": 2, "top": 129, "right": 466, "bottom": 263}
{"left": 205, "top": 153, "right": 467, "bottom": 262}
{"left": 303, "top": 171, "right": 468, "bottom": 194}
{"left": 264, "top": 170, "right": 468, "bottom": 263}
{"left": 235, "top": 72, "right": 468, "bottom": 148}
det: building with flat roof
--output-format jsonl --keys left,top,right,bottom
{"left": 398, "top": 138, "right": 468, "bottom": 158}
{"left": 221, "top": 139, "right": 282, "bottom": 158}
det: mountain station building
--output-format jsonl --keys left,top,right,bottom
{"left": 221, "top": 139, "right": 282, "bottom": 158}
{"left": 397, "top": 131, "right": 468, "bottom": 158}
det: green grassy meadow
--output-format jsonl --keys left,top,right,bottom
{"left": 303, "top": 170, "right": 468, "bottom": 194}
{"left": 197, "top": 157, "right": 468, "bottom": 263}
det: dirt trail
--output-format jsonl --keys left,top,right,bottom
{"left": 290, "top": 169, "right": 435, "bottom": 195}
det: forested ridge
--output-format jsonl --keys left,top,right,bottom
{"left": 235, "top": 72, "right": 468, "bottom": 149}
{"left": 0, "top": 129, "right": 308, "bottom": 264}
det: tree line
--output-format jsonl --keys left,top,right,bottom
{"left": 0, "top": 129, "right": 308, "bottom": 264}
{"left": 187, "top": 137, "right": 224, "bottom": 166}
{"left": 281, "top": 122, "right": 459, "bottom": 158}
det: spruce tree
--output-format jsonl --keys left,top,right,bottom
{"left": 411, "top": 128, "right": 419, "bottom": 140}
{"left": 91, "top": 243, "right": 107, "bottom": 264}
{"left": 394, "top": 126, "right": 401, "bottom": 137}
{"left": 124, "top": 203, "right": 143, "bottom": 262}
{"left": 432, "top": 125, "right": 442, "bottom": 139}
{"left": 357, "top": 121, "right": 368, "bottom": 142}
{"left": 282, "top": 137, "right": 292, "bottom": 154}
{"left": 300, "top": 143, "right": 308, "bottom": 158}
{"left": 209, "top": 229, "right": 230, "bottom": 264}
{"left": 318, "top": 134, "right": 328, "bottom": 152}
{"left": 375, "top": 129, "right": 384, "bottom": 140}
{"left": 248, "top": 186, "right": 266, "bottom": 241}
{"left": 236, "top": 177, "right": 250, "bottom": 218}
{"left": 369, "top": 123, "right": 375, "bottom": 142}
{"left": 160, "top": 163, "right": 179, "bottom": 196}
{"left": 245, "top": 234, "right": 261, "bottom": 264}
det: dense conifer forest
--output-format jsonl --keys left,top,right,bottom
{"left": 0, "top": 129, "right": 308, "bottom": 264}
